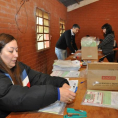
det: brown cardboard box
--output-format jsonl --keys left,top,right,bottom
{"left": 81, "top": 47, "right": 98, "bottom": 60}
{"left": 87, "top": 62, "right": 118, "bottom": 90}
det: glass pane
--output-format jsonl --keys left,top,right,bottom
{"left": 37, "top": 26, "right": 38, "bottom": 33}
{"left": 37, "top": 42, "right": 44, "bottom": 50}
{"left": 60, "top": 30, "right": 63, "bottom": 33}
{"left": 44, "top": 34, "right": 49, "bottom": 40}
{"left": 38, "top": 9, "right": 42, "bottom": 17}
{"left": 44, "top": 27, "right": 49, "bottom": 33}
{"left": 62, "top": 21, "right": 65, "bottom": 24}
{"left": 39, "top": 26, "right": 43, "bottom": 33}
{"left": 39, "top": 17, "right": 43, "bottom": 25}
{"left": 60, "top": 24, "right": 63, "bottom": 29}
{"left": 37, "top": 34, "right": 43, "bottom": 41}
{"left": 63, "top": 25, "right": 65, "bottom": 29}
{"left": 44, "top": 12, "right": 49, "bottom": 19}
{"left": 63, "top": 30, "right": 65, "bottom": 33}
{"left": 44, "top": 19, "right": 49, "bottom": 26}
{"left": 36, "top": 17, "right": 38, "bottom": 24}
{"left": 44, "top": 41, "right": 50, "bottom": 48}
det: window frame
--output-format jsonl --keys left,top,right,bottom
{"left": 59, "top": 18, "right": 65, "bottom": 36}
{"left": 36, "top": 7, "right": 50, "bottom": 51}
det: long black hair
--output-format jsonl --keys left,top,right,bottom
{"left": 101, "top": 23, "right": 114, "bottom": 37}
{"left": 0, "top": 33, "right": 22, "bottom": 85}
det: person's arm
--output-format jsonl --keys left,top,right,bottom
{"left": 65, "top": 31, "right": 75, "bottom": 53}
{"left": 98, "top": 34, "right": 114, "bottom": 49}
{"left": 24, "top": 62, "right": 76, "bottom": 103}
{"left": 0, "top": 73, "right": 60, "bottom": 112}
{"left": 71, "top": 36, "right": 78, "bottom": 51}
{"left": 20, "top": 62, "right": 69, "bottom": 87}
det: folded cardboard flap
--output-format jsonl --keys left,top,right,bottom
{"left": 87, "top": 62, "right": 118, "bottom": 90}
{"left": 87, "top": 62, "right": 118, "bottom": 70}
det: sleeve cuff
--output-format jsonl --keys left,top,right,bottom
{"left": 57, "top": 88, "right": 60, "bottom": 100}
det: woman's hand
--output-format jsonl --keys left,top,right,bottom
{"left": 62, "top": 83, "right": 71, "bottom": 89}
{"left": 59, "top": 86, "right": 76, "bottom": 103}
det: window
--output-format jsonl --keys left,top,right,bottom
{"left": 59, "top": 19, "right": 65, "bottom": 36}
{"left": 36, "top": 8, "right": 50, "bottom": 51}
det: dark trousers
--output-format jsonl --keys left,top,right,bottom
{"left": 106, "top": 53, "right": 114, "bottom": 62}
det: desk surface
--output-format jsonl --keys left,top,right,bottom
{"left": 7, "top": 68, "right": 118, "bottom": 118}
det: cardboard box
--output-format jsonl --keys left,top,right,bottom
{"left": 87, "top": 62, "right": 118, "bottom": 90}
{"left": 81, "top": 47, "right": 98, "bottom": 60}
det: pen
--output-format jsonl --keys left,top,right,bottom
{"left": 80, "top": 81, "right": 86, "bottom": 84}
{"left": 74, "top": 87, "right": 78, "bottom": 93}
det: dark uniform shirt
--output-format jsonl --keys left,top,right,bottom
{"left": 56, "top": 30, "right": 78, "bottom": 53}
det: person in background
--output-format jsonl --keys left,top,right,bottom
{"left": 113, "top": 40, "right": 117, "bottom": 61}
{"left": 55, "top": 24, "right": 80, "bottom": 60}
{"left": 0, "top": 33, "right": 76, "bottom": 118}
{"left": 98, "top": 23, "right": 115, "bottom": 62}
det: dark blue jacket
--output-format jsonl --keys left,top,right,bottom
{"left": 0, "top": 62, "right": 69, "bottom": 117}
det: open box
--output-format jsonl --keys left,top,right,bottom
{"left": 87, "top": 62, "right": 118, "bottom": 90}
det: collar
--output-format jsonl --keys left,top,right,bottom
{"left": 71, "top": 29, "right": 74, "bottom": 36}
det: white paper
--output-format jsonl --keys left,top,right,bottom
{"left": 52, "top": 60, "right": 81, "bottom": 71}
{"left": 38, "top": 80, "right": 78, "bottom": 115}
{"left": 50, "top": 71, "right": 80, "bottom": 78}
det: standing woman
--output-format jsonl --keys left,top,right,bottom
{"left": 98, "top": 23, "right": 115, "bottom": 62}
{"left": 0, "top": 33, "right": 76, "bottom": 118}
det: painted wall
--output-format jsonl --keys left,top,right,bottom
{"left": 67, "top": 0, "right": 118, "bottom": 48}
{"left": 0, "top": 0, "right": 67, "bottom": 74}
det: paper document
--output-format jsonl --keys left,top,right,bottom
{"left": 52, "top": 60, "right": 81, "bottom": 71}
{"left": 38, "top": 80, "right": 78, "bottom": 115}
{"left": 50, "top": 71, "right": 80, "bottom": 77}
{"left": 38, "top": 101, "right": 66, "bottom": 115}
{"left": 68, "top": 80, "right": 78, "bottom": 93}
{"left": 82, "top": 90, "right": 118, "bottom": 109}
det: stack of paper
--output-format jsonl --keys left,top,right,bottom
{"left": 50, "top": 71, "right": 80, "bottom": 78}
{"left": 52, "top": 60, "right": 81, "bottom": 71}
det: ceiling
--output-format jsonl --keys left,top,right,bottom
{"left": 58, "top": 0, "right": 99, "bottom": 12}
{"left": 58, "top": 0, "right": 84, "bottom": 7}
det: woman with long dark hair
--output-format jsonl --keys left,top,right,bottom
{"left": 98, "top": 23, "right": 115, "bottom": 62}
{"left": 0, "top": 33, "right": 75, "bottom": 118}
